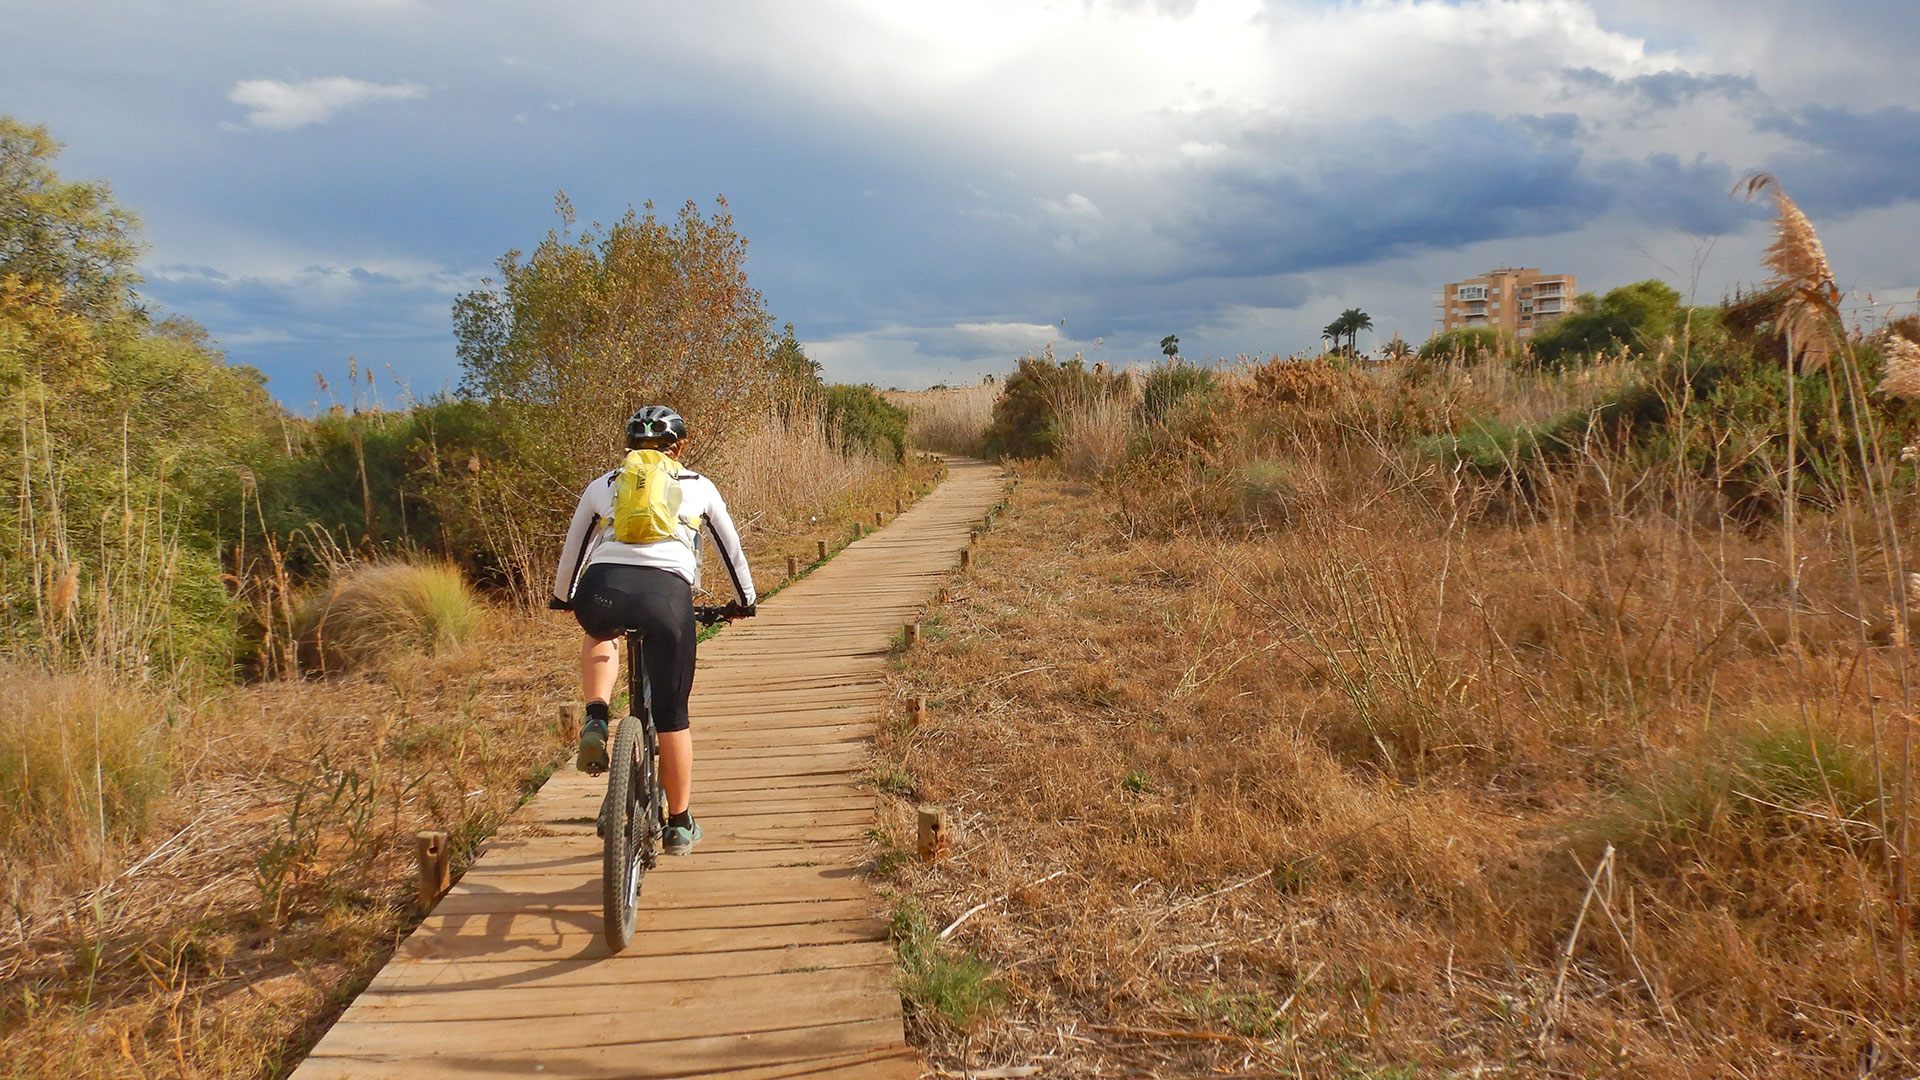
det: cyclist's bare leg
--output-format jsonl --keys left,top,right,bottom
{"left": 581, "top": 634, "right": 618, "bottom": 707}
{"left": 585, "top": 632, "right": 691, "bottom": 813}
{"left": 658, "top": 730, "right": 692, "bottom": 815}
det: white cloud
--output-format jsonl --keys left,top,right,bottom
{"left": 227, "top": 76, "right": 425, "bottom": 130}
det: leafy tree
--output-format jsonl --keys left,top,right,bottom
{"left": 0, "top": 118, "right": 141, "bottom": 318}
{"left": 1528, "top": 279, "right": 1684, "bottom": 369}
{"left": 450, "top": 195, "right": 782, "bottom": 598}
{"left": 1160, "top": 334, "right": 1179, "bottom": 358}
{"left": 2, "top": 117, "right": 277, "bottom": 675}
{"left": 770, "top": 322, "right": 821, "bottom": 387}
{"left": 453, "top": 194, "right": 778, "bottom": 481}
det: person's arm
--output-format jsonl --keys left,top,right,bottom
{"left": 700, "top": 486, "right": 756, "bottom": 609}
{"left": 551, "top": 479, "right": 605, "bottom": 609}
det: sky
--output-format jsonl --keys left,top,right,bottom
{"left": 4, "top": 0, "right": 1917, "bottom": 402}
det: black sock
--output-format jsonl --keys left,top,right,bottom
{"left": 584, "top": 701, "right": 610, "bottom": 724}
{"left": 668, "top": 809, "right": 693, "bottom": 829}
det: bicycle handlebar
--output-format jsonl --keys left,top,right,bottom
{"left": 693, "top": 602, "right": 755, "bottom": 626}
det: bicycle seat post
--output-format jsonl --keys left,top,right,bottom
{"left": 626, "top": 627, "right": 648, "bottom": 721}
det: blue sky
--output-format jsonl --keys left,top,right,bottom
{"left": 5, "top": 0, "right": 1917, "bottom": 401}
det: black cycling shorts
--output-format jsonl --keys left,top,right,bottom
{"left": 572, "top": 563, "right": 697, "bottom": 733}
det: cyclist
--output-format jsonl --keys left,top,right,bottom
{"left": 549, "top": 405, "right": 756, "bottom": 856}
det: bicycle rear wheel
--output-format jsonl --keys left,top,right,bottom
{"left": 601, "top": 715, "right": 659, "bottom": 951}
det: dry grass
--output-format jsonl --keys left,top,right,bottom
{"left": 882, "top": 188, "right": 1919, "bottom": 1080}
{"left": 884, "top": 381, "right": 1002, "bottom": 455}
{"left": 0, "top": 667, "right": 170, "bottom": 876}
{"left": 0, "top": 607, "right": 578, "bottom": 1079}
{"left": 881, "top": 468, "right": 1916, "bottom": 1077}
{"left": 1056, "top": 380, "right": 1137, "bottom": 479}
{"left": 706, "top": 394, "right": 899, "bottom": 536}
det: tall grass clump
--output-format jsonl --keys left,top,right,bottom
{"left": 884, "top": 380, "right": 1003, "bottom": 455}
{"left": 294, "top": 561, "right": 479, "bottom": 676}
{"left": 1058, "top": 390, "right": 1135, "bottom": 477}
{"left": 0, "top": 666, "right": 170, "bottom": 865}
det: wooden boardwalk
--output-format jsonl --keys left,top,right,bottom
{"left": 291, "top": 458, "right": 1004, "bottom": 1080}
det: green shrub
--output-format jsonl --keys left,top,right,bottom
{"left": 1416, "top": 326, "right": 1511, "bottom": 366}
{"left": 821, "top": 383, "right": 908, "bottom": 461}
{"left": 890, "top": 899, "right": 1003, "bottom": 1031}
{"left": 979, "top": 348, "right": 1129, "bottom": 460}
{"left": 1585, "top": 717, "right": 1879, "bottom": 877}
{"left": 294, "top": 561, "right": 480, "bottom": 675}
{"left": 1529, "top": 279, "right": 1688, "bottom": 369}
{"left": 1, "top": 121, "right": 277, "bottom": 679}
{"left": 1138, "top": 358, "right": 1217, "bottom": 421}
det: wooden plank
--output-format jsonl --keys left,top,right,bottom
{"left": 395, "top": 914, "right": 887, "bottom": 965}
{"left": 320, "top": 984, "right": 900, "bottom": 1054}
{"left": 361, "top": 942, "right": 894, "bottom": 992}
{"left": 301, "top": 1019, "right": 913, "bottom": 1076}
{"left": 341, "top": 964, "right": 898, "bottom": 1021}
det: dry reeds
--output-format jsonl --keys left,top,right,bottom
{"left": 1057, "top": 391, "right": 1134, "bottom": 478}
{"left": 0, "top": 665, "right": 169, "bottom": 866}
{"left": 706, "top": 389, "right": 894, "bottom": 533}
{"left": 884, "top": 381, "right": 1002, "bottom": 455}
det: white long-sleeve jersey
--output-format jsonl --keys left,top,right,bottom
{"left": 551, "top": 464, "right": 757, "bottom": 609}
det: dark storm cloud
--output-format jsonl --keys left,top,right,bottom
{"left": 1759, "top": 105, "right": 1920, "bottom": 215}
{"left": 1168, "top": 112, "right": 1610, "bottom": 278}
{"left": 1596, "top": 153, "right": 1754, "bottom": 234}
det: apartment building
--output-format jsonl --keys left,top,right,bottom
{"left": 1434, "top": 268, "right": 1577, "bottom": 339}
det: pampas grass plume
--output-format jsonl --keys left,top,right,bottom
{"left": 1878, "top": 333, "right": 1920, "bottom": 400}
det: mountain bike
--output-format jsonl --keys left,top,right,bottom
{"left": 591, "top": 602, "right": 752, "bottom": 952}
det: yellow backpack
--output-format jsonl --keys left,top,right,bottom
{"left": 610, "top": 450, "right": 701, "bottom": 547}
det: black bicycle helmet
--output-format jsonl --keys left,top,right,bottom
{"left": 625, "top": 405, "right": 686, "bottom": 447}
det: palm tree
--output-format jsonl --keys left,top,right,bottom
{"left": 1339, "top": 308, "right": 1373, "bottom": 351}
{"left": 1322, "top": 318, "right": 1345, "bottom": 353}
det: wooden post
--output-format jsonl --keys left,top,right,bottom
{"left": 874, "top": 510, "right": 884, "bottom": 526}
{"left": 786, "top": 555, "right": 799, "bottom": 579}
{"left": 557, "top": 703, "right": 575, "bottom": 743}
{"left": 817, "top": 539, "right": 827, "bottom": 560}
{"left": 415, "top": 830, "right": 450, "bottom": 909}
{"left": 914, "top": 695, "right": 927, "bottom": 724}
{"left": 895, "top": 498, "right": 904, "bottom": 514}
{"left": 937, "top": 587, "right": 949, "bottom": 604}
{"left": 960, "top": 549, "right": 971, "bottom": 570}
{"left": 917, "top": 806, "right": 948, "bottom": 861}
{"left": 853, "top": 522, "right": 865, "bottom": 539}
{"left": 903, "top": 622, "right": 919, "bottom": 647}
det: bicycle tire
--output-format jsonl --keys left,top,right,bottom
{"left": 602, "top": 715, "right": 650, "bottom": 951}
